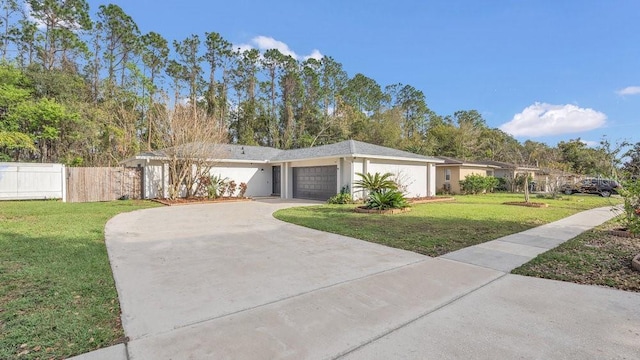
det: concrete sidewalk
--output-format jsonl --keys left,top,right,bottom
{"left": 71, "top": 203, "right": 638, "bottom": 360}
{"left": 441, "top": 206, "right": 619, "bottom": 272}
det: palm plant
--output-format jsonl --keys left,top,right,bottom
{"left": 367, "top": 190, "right": 409, "bottom": 210}
{"left": 355, "top": 172, "right": 409, "bottom": 210}
{"left": 354, "top": 172, "right": 397, "bottom": 194}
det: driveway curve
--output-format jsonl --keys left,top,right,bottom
{"left": 105, "top": 199, "right": 640, "bottom": 360}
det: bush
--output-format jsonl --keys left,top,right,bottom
{"left": 366, "top": 190, "right": 409, "bottom": 210}
{"left": 226, "top": 180, "right": 237, "bottom": 197}
{"left": 459, "top": 174, "right": 499, "bottom": 195}
{"left": 207, "top": 174, "right": 228, "bottom": 199}
{"left": 238, "top": 182, "right": 248, "bottom": 197}
{"left": 618, "top": 179, "right": 640, "bottom": 235}
{"left": 328, "top": 193, "right": 354, "bottom": 204}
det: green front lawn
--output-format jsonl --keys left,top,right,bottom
{"left": 512, "top": 220, "right": 640, "bottom": 292}
{"left": 274, "top": 193, "right": 621, "bottom": 257}
{"left": 0, "top": 200, "right": 161, "bottom": 360}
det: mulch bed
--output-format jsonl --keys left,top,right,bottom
{"left": 409, "top": 196, "right": 455, "bottom": 204}
{"left": 513, "top": 223, "right": 640, "bottom": 291}
{"left": 152, "top": 197, "right": 252, "bottom": 206}
{"left": 354, "top": 206, "right": 411, "bottom": 215}
{"left": 503, "top": 201, "right": 549, "bottom": 208}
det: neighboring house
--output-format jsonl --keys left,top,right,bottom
{"left": 121, "top": 140, "right": 444, "bottom": 201}
{"left": 435, "top": 157, "right": 500, "bottom": 194}
{"left": 476, "top": 160, "right": 540, "bottom": 191}
{"left": 534, "top": 168, "right": 581, "bottom": 193}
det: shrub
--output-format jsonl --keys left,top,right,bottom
{"left": 328, "top": 193, "right": 354, "bottom": 204}
{"left": 355, "top": 172, "right": 409, "bottom": 209}
{"left": 459, "top": 174, "right": 499, "bottom": 195}
{"left": 238, "top": 182, "right": 248, "bottom": 197}
{"left": 366, "top": 190, "right": 409, "bottom": 210}
{"left": 207, "top": 175, "right": 228, "bottom": 199}
{"left": 226, "top": 180, "right": 237, "bottom": 197}
{"left": 485, "top": 176, "right": 499, "bottom": 192}
{"left": 618, "top": 179, "right": 640, "bottom": 235}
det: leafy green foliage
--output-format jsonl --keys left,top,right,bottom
{"left": 0, "top": 4, "right": 632, "bottom": 176}
{"left": 354, "top": 172, "right": 397, "bottom": 194}
{"left": 206, "top": 174, "right": 228, "bottom": 199}
{"left": 354, "top": 172, "right": 409, "bottom": 209}
{"left": 459, "top": 174, "right": 499, "bottom": 195}
{"left": 327, "top": 193, "right": 354, "bottom": 204}
{"left": 618, "top": 179, "right": 640, "bottom": 235}
{"left": 366, "top": 189, "right": 409, "bottom": 210}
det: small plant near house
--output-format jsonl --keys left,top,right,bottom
{"left": 367, "top": 190, "right": 409, "bottom": 210}
{"left": 226, "top": 180, "right": 237, "bottom": 197}
{"left": 328, "top": 186, "right": 354, "bottom": 204}
{"left": 207, "top": 174, "right": 228, "bottom": 199}
{"left": 354, "top": 172, "right": 409, "bottom": 210}
{"left": 354, "top": 172, "right": 398, "bottom": 195}
{"left": 617, "top": 178, "right": 640, "bottom": 235}
{"left": 238, "top": 182, "right": 248, "bottom": 198}
{"left": 459, "top": 174, "right": 499, "bottom": 195}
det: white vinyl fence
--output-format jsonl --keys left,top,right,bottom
{"left": 0, "top": 162, "right": 66, "bottom": 201}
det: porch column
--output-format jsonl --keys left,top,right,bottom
{"left": 337, "top": 158, "right": 344, "bottom": 194}
{"left": 427, "top": 163, "right": 436, "bottom": 196}
{"left": 282, "top": 163, "right": 289, "bottom": 199}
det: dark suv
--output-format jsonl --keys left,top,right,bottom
{"left": 561, "top": 178, "right": 621, "bottom": 197}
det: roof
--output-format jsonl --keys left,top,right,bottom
{"left": 435, "top": 156, "right": 501, "bottom": 168}
{"left": 270, "top": 140, "right": 442, "bottom": 163}
{"left": 124, "top": 140, "right": 443, "bottom": 164}
{"left": 474, "top": 160, "right": 539, "bottom": 170}
{"left": 124, "top": 143, "right": 282, "bottom": 164}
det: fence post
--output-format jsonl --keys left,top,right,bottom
{"left": 61, "top": 165, "right": 67, "bottom": 202}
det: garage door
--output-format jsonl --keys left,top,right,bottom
{"left": 293, "top": 166, "right": 337, "bottom": 200}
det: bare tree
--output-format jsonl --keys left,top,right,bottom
{"left": 153, "top": 104, "right": 227, "bottom": 199}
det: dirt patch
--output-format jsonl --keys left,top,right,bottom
{"left": 409, "top": 196, "right": 455, "bottom": 204}
{"left": 503, "top": 201, "right": 549, "bottom": 208}
{"left": 513, "top": 222, "right": 640, "bottom": 291}
{"left": 152, "top": 197, "right": 252, "bottom": 206}
{"left": 354, "top": 207, "right": 411, "bottom": 215}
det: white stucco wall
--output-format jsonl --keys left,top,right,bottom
{"left": 0, "top": 162, "right": 65, "bottom": 201}
{"left": 208, "top": 163, "right": 272, "bottom": 197}
{"left": 366, "top": 160, "right": 429, "bottom": 198}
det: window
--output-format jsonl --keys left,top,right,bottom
{"left": 445, "top": 169, "right": 451, "bottom": 182}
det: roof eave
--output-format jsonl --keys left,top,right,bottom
{"left": 270, "top": 154, "right": 444, "bottom": 163}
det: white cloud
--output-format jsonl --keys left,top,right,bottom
{"left": 303, "top": 49, "right": 323, "bottom": 61}
{"left": 234, "top": 36, "right": 322, "bottom": 61}
{"left": 500, "top": 102, "right": 607, "bottom": 137}
{"left": 234, "top": 43, "right": 253, "bottom": 54}
{"left": 616, "top": 86, "right": 640, "bottom": 96}
{"left": 581, "top": 140, "right": 598, "bottom": 147}
{"left": 252, "top": 36, "right": 298, "bottom": 58}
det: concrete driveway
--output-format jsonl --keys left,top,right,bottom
{"left": 105, "top": 199, "right": 640, "bottom": 359}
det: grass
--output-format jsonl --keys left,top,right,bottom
{"left": 274, "top": 193, "right": 621, "bottom": 257}
{"left": 0, "top": 200, "right": 161, "bottom": 360}
{"left": 512, "top": 220, "right": 640, "bottom": 292}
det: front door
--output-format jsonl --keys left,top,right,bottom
{"left": 272, "top": 166, "right": 281, "bottom": 196}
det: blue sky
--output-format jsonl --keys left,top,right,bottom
{"left": 89, "top": 0, "right": 640, "bottom": 147}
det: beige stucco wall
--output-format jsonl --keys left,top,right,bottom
{"left": 436, "top": 166, "right": 490, "bottom": 194}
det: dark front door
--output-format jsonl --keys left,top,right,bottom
{"left": 292, "top": 166, "right": 337, "bottom": 201}
{"left": 272, "top": 166, "right": 281, "bottom": 195}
